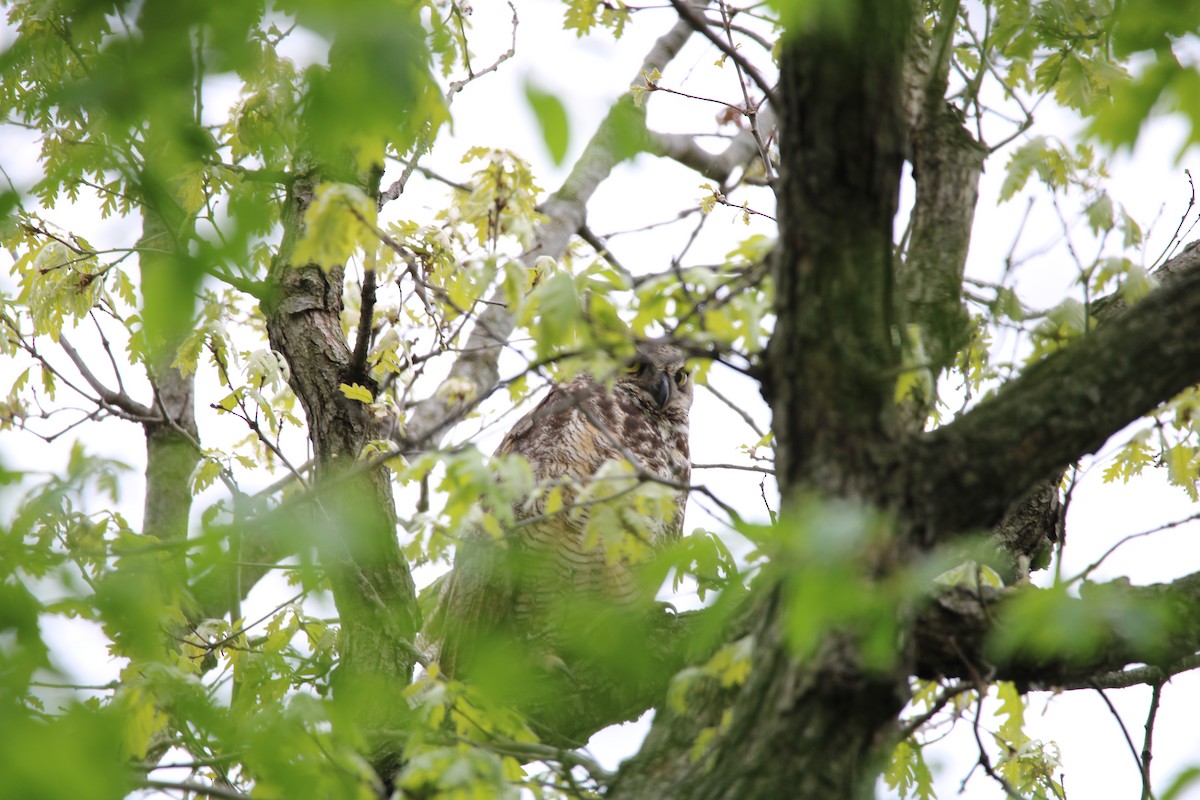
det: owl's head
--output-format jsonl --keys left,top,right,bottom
{"left": 616, "top": 341, "right": 693, "bottom": 418}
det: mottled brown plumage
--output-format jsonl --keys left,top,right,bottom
{"left": 432, "top": 342, "right": 692, "bottom": 683}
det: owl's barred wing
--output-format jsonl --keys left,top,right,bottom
{"left": 432, "top": 383, "right": 589, "bottom": 679}
{"left": 492, "top": 379, "right": 609, "bottom": 473}
{"left": 433, "top": 361, "right": 692, "bottom": 684}
{"left": 432, "top": 530, "right": 515, "bottom": 680}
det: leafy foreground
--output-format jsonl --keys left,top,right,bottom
{"left": 3, "top": 1, "right": 1200, "bottom": 799}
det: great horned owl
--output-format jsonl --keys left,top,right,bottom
{"left": 431, "top": 342, "right": 693, "bottom": 690}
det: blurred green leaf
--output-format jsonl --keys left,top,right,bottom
{"left": 604, "top": 95, "right": 649, "bottom": 163}
{"left": 1162, "top": 767, "right": 1200, "bottom": 800}
{"left": 0, "top": 704, "right": 132, "bottom": 800}
{"left": 523, "top": 79, "right": 570, "bottom": 166}
{"left": 1112, "top": 0, "right": 1200, "bottom": 57}
{"left": 988, "top": 582, "right": 1176, "bottom": 665}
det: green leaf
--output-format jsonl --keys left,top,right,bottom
{"left": 523, "top": 79, "right": 570, "bottom": 166}
{"left": 298, "top": 0, "right": 446, "bottom": 171}
{"left": 994, "top": 681, "right": 1027, "bottom": 748}
{"left": 533, "top": 270, "right": 581, "bottom": 356}
{"left": 1102, "top": 434, "right": 1153, "bottom": 484}
{"left": 0, "top": 704, "right": 132, "bottom": 800}
{"left": 885, "top": 737, "right": 936, "bottom": 800}
{"left": 1085, "top": 192, "right": 1114, "bottom": 234}
{"left": 190, "top": 455, "right": 224, "bottom": 495}
{"left": 339, "top": 382, "right": 374, "bottom": 403}
{"left": 293, "top": 183, "right": 376, "bottom": 270}
{"left": 1112, "top": 0, "right": 1200, "bottom": 57}
{"left": 216, "top": 392, "right": 240, "bottom": 414}
{"left": 999, "top": 137, "right": 1047, "bottom": 202}
{"left": 1162, "top": 767, "right": 1200, "bottom": 800}
{"left": 1165, "top": 444, "right": 1199, "bottom": 501}
{"left": 1090, "top": 58, "right": 1171, "bottom": 148}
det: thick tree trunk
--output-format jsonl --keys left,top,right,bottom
{"left": 614, "top": 4, "right": 919, "bottom": 798}
{"left": 611, "top": 590, "right": 906, "bottom": 800}
{"left": 768, "top": 2, "right": 913, "bottom": 493}
{"left": 264, "top": 170, "right": 420, "bottom": 772}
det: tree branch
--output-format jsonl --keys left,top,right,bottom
{"left": 401, "top": 9, "right": 706, "bottom": 450}
{"left": 666, "top": 0, "right": 778, "bottom": 107}
{"left": 141, "top": 779, "right": 249, "bottom": 800}
{"left": 644, "top": 123, "right": 765, "bottom": 185}
{"left": 58, "top": 333, "right": 153, "bottom": 418}
{"left": 350, "top": 265, "right": 376, "bottom": 380}
{"left": 913, "top": 572, "right": 1200, "bottom": 687}
{"left": 897, "top": 22, "right": 986, "bottom": 382}
{"left": 909, "top": 253, "right": 1200, "bottom": 540}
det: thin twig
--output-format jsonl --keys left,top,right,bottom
{"left": 897, "top": 680, "right": 973, "bottom": 741}
{"left": 1092, "top": 685, "right": 1147, "bottom": 791}
{"left": 1141, "top": 681, "right": 1163, "bottom": 800}
{"left": 380, "top": 1, "right": 519, "bottom": 205}
{"left": 692, "top": 462, "right": 773, "bottom": 474}
{"left": 139, "top": 779, "right": 249, "bottom": 800}
{"left": 577, "top": 224, "right": 634, "bottom": 284}
{"left": 759, "top": 476, "right": 776, "bottom": 525}
{"left": 1070, "top": 509, "right": 1200, "bottom": 583}
{"left": 667, "top": 0, "right": 778, "bottom": 107}
{"left": 970, "top": 692, "right": 1026, "bottom": 800}
{"left": 1151, "top": 169, "right": 1196, "bottom": 270}
{"left": 717, "top": 0, "right": 774, "bottom": 182}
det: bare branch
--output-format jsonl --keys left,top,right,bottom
{"left": 1092, "top": 686, "right": 1147, "bottom": 792}
{"left": 701, "top": 379, "right": 766, "bottom": 438}
{"left": 1142, "top": 681, "right": 1163, "bottom": 800}
{"left": 60, "top": 334, "right": 153, "bottom": 416}
{"left": 644, "top": 123, "right": 763, "bottom": 184}
{"left": 896, "top": 680, "right": 973, "bottom": 741}
{"left": 970, "top": 693, "right": 1026, "bottom": 800}
{"left": 140, "top": 779, "right": 250, "bottom": 800}
{"left": 351, "top": 264, "right": 377, "bottom": 379}
{"left": 667, "top": 0, "right": 778, "bottom": 107}
{"left": 380, "top": 1, "right": 519, "bottom": 205}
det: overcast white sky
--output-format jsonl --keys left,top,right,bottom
{"left": 4, "top": 1, "right": 1200, "bottom": 798}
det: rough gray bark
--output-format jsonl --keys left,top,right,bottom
{"left": 263, "top": 170, "right": 420, "bottom": 771}
{"left": 900, "top": 108, "right": 985, "bottom": 378}
{"left": 897, "top": 4, "right": 985, "bottom": 381}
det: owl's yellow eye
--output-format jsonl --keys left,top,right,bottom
{"left": 625, "top": 362, "right": 647, "bottom": 376}
{"left": 674, "top": 369, "right": 689, "bottom": 388}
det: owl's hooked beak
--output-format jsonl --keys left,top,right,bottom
{"left": 653, "top": 371, "right": 672, "bottom": 409}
